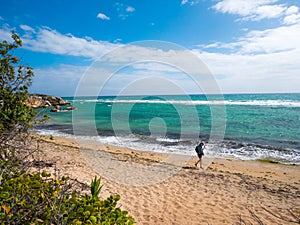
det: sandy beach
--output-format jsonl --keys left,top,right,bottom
{"left": 31, "top": 134, "right": 300, "bottom": 225}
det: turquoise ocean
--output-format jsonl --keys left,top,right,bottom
{"left": 35, "top": 93, "right": 300, "bottom": 165}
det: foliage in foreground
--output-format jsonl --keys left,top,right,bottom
{"left": 0, "top": 160, "right": 134, "bottom": 225}
{"left": 0, "top": 31, "right": 36, "bottom": 145}
{"left": 0, "top": 33, "right": 134, "bottom": 224}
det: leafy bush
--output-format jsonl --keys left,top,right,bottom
{"left": 65, "top": 177, "right": 134, "bottom": 225}
{"left": 0, "top": 164, "right": 134, "bottom": 225}
{"left": 0, "top": 166, "right": 62, "bottom": 224}
{"left": 0, "top": 31, "right": 36, "bottom": 145}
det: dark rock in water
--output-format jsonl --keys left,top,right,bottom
{"left": 26, "top": 94, "right": 75, "bottom": 112}
{"left": 50, "top": 105, "right": 76, "bottom": 112}
{"left": 65, "top": 106, "right": 76, "bottom": 111}
{"left": 50, "top": 105, "right": 62, "bottom": 112}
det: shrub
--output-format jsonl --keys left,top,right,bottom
{"left": 0, "top": 32, "right": 36, "bottom": 145}
{"left": 0, "top": 165, "right": 134, "bottom": 225}
{"left": 65, "top": 177, "right": 134, "bottom": 225}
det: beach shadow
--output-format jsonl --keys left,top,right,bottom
{"left": 182, "top": 166, "right": 198, "bottom": 170}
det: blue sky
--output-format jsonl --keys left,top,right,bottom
{"left": 1, "top": 0, "right": 300, "bottom": 96}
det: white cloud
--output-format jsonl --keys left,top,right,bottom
{"left": 97, "top": 13, "right": 110, "bottom": 20}
{"left": 254, "top": 4, "right": 286, "bottom": 20}
{"left": 114, "top": 38, "right": 122, "bottom": 43}
{"left": 126, "top": 6, "right": 135, "bottom": 12}
{"left": 203, "top": 23, "right": 300, "bottom": 54}
{"left": 213, "top": 0, "right": 288, "bottom": 21}
{"left": 30, "top": 64, "right": 86, "bottom": 96}
{"left": 2, "top": 25, "right": 119, "bottom": 59}
{"left": 28, "top": 34, "right": 300, "bottom": 96}
{"left": 69, "top": 30, "right": 300, "bottom": 94}
{"left": 180, "top": 0, "right": 201, "bottom": 6}
{"left": 131, "top": 62, "right": 180, "bottom": 73}
{"left": 213, "top": 1, "right": 300, "bottom": 26}
{"left": 283, "top": 13, "right": 300, "bottom": 24}
{"left": 2, "top": 20, "right": 299, "bottom": 95}
{"left": 195, "top": 19, "right": 300, "bottom": 93}
{"left": 73, "top": 42, "right": 224, "bottom": 96}
{"left": 285, "top": 5, "right": 299, "bottom": 15}
{"left": 181, "top": 0, "right": 188, "bottom": 5}
{"left": 0, "top": 24, "right": 12, "bottom": 41}
{"left": 213, "top": 0, "right": 276, "bottom": 15}
{"left": 115, "top": 3, "right": 135, "bottom": 20}
{"left": 195, "top": 49, "right": 300, "bottom": 93}
{"left": 283, "top": 5, "right": 300, "bottom": 24}
{"left": 74, "top": 61, "right": 206, "bottom": 96}
{"left": 20, "top": 24, "right": 35, "bottom": 32}
{"left": 101, "top": 73, "right": 201, "bottom": 96}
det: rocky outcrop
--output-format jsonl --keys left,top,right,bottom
{"left": 26, "top": 94, "right": 75, "bottom": 112}
{"left": 50, "top": 105, "right": 76, "bottom": 112}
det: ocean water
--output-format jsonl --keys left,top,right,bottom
{"left": 35, "top": 93, "right": 300, "bottom": 165}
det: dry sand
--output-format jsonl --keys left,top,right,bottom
{"left": 31, "top": 134, "right": 300, "bottom": 225}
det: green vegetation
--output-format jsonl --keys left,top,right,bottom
{"left": 0, "top": 33, "right": 134, "bottom": 224}
{"left": 0, "top": 168, "right": 134, "bottom": 224}
{"left": 0, "top": 32, "right": 36, "bottom": 145}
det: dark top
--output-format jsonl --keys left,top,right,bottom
{"left": 195, "top": 145, "right": 204, "bottom": 157}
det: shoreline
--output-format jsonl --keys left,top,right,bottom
{"left": 32, "top": 133, "right": 300, "bottom": 224}
{"left": 34, "top": 127, "right": 300, "bottom": 165}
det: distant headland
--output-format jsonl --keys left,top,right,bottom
{"left": 25, "top": 94, "right": 76, "bottom": 112}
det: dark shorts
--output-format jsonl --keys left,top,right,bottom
{"left": 197, "top": 152, "right": 204, "bottom": 158}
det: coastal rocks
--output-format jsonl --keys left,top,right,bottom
{"left": 26, "top": 94, "right": 76, "bottom": 112}
{"left": 50, "top": 105, "right": 76, "bottom": 112}
{"left": 50, "top": 105, "right": 62, "bottom": 112}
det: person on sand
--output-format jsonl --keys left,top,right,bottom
{"left": 195, "top": 142, "right": 205, "bottom": 169}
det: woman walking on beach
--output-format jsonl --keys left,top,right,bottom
{"left": 195, "top": 142, "right": 205, "bottom": 169}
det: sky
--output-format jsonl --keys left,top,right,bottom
{"left": 1, "top": 0, "right": 300, "bottom": 96}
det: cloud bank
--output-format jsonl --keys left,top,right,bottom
{"left": 1, "top": 0, "right": 299, "bottom": 95}
{"left": 212, "top": 0, "right": 300, "bottom": 24}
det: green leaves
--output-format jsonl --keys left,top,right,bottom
{"left": 0, "top": 169, "right": 61, "bottom": 223}
{"left": 0, "top": 32, "right": 36, "bottom": 147}
{"left": 91, "top": 176, "right": 103, "bottom": 199}
{"left": 64, "top": 177, "right": 134, "bottom": 224}
{"left": 0, "top": 165, "right": 134, "bottom": 225}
